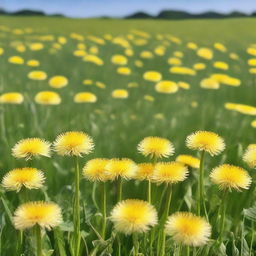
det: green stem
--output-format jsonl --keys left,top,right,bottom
{"left": 101, "top": 182, "right": 107, "bottom": 240}
{"left": 198, "top": 151, "right": 207, "bottom": 217}
{"left": 133, "top": 233, "right": 139, "bottom": 256}
{"left": 218, "top": 189, "right": 228, "bottom": 244}
{"left": 117, "top": 177, "right": 123, "bottom": 202}
{"left": 147, "top": 180, "right": 151, "bottom": 203}
{"left": 74, "top": 157, "right": 81, "bottom": 256}
{"left": 35, "top": 225, "right": 42, "bottom": 256}
{"left": 160, "top": 184, "right": 172, "bottom": 256}
{"left": 186, "top": 245, "right": 190, "bottom": 256}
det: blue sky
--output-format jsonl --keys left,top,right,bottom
{"left": 1, "top": 0, "right": 255, "bottom": 18}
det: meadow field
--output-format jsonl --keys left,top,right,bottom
{"left": 1, "top": 16, "right": 256, "bottom": 255}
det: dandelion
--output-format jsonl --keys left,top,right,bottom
{"left": 112, "top": 89, "right": 129, "bottom": 99}
{"left": 74, "top": 92, "right": 97, "bottom": 103}
{"left": 110, "top": 199, "right": 157, "bottom": 255}
{"left": 210, "top": 164, "right": 251, "bottom": 243}
{"left": 153, "top": 162, "right": 188, "bottom": 254}
{"left": 143, "top": 71, "right": 162, "bottom": 82}
{"left": 35, "top": 91, "right": 61, "bottom": 105}
{"left": 8, "top": 56, "right": 24, "bottom": 64}
{"left": 14, "top": 201, "right": 62, "bottom": 256}
{"left": 243, "top": 147, "right": 256, "bottom": 168}
{"left": 210, "top": 164, "right": 251, "bottom": 191}
{"left": 186, "top": 131, "right": 225, "bottom": 217}
{"left": 83, "top": 158, "right": 110, "bottom": 182}
{"left": 155, "top": 81, "right": 178, "bottom": 94}
{"left": 176, "top": 154, "right": 200, "bottom": 169}
{"left": 165, "top": 212, "right": 211, "bottom": 247}
{"left": 48, "top": 76, "right": 68, "bottom": 89}
{"left": 83, "top": 158, "right": 110, "bottom": 238}
{"left": 135, "top": 163, "right": 154, "bottom": 180}
{"left": 0, "top": 92, "right": 24, "bottom": 104}
{"left": 28, "top": 71, "right": 47, "bottom": 81}
{"left": 137, "top": 136, "right": 174, "bottom": 159}
{"left": 12, "top": 138, "right": 51, "bottom": 160}
{"left": 110, "top": 199, "right": 157, "bottom": 234}
{"left": 53, "top": 131, "right": 94, "bottom": 157}
{"left": 2, "top": 167, "right": 45, "bottom": 192}
{"left": 106, "top": 158, "right": 137, "bottom": 201}
{"left": 54, "top": 131, "right": 94, "bottom": 255}
{"left": 186, "top": 131, "right": 225, "bottom": 156}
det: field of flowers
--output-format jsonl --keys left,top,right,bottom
{"left": 1, "top": 16, "right": 256, "bottom": 255}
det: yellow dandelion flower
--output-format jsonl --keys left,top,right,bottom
{"left": 165, "top": 212, "right": 211, "bottom": 247}
{"left": 193, "top": 63, "right": 206, "bottom": 70}
{"left": 83, "top": 55, "right": 104, "bottom": 65}
{"left": 186, "top": 131, "right": 225, "bottom": 156}
{"left": 213, "top": 61, "right": 229, "bottom": 70}
{"left": 155, "top": 81, "right": 178, "bottom": 94}
{"left": 140, "top": 51, "right": 154, "bottom": 59}
{"left": 169, "top": 67, "right": 196, "bottom": 76}
{"left": 35, "top": 91, "right": 61, "bottom": 105}
{"left": 137, "top": 136, "right": 174, "bottom": 159}
{"left": 2, "top": 167, "right": 45, "bottom": 192}
{"left": 167, "top": 57, "right": 182, "bottom": 66}
{"left": 106, "top": 158, "right": 137, "bottom": 179}
{"left": 27, "top": 60, "right": 40, "bottom": 67}
{"left": 152, "top": 162, "right": 188, "bottom": 184}
{"left": 28, "top": 71, "right": 47, "bottom": 81}
{"left": 117, "top": 67, "right": 131, "bottom": 75}
{"left": 54, "top": 131, "right": 94, "bottom": 157}
{"left": 83, "top": 158, "right": 110, "bottom": 182}
{"left": 200, "top": 78, "right": 219, "bottom": 90}
{"left": 0, "top": 92, "right": 24, "bottom": 104}
{"left": 187, "top": 42, "right": 198, "bottom": 50}
{"left": 135, "top": 163, "right": 154, "bottom": 180}
{"left": 112, "top": 89, "right": 129, "bottom": 99}
{"left": 12, "top": 138, "right": 51, "bottom": 160}
{"left": 74, "top": 92, "right": 97, "bottom": 103}
{"left": 110, "top": 199, "right": 158, "bottom": 234}
{"left": 49, "top": 76, "right": 68, "bottom": 89}
{"left": 214, "top": 43, "right": 227, "bottom": 52}
{"left": 197, "top": 48, "right": 213, "bottom": 60}
{"left": 144, "top": 95, "right": 155, "bottom": 102}
{"left": 176, "top": 154, "right": 200, "bottom": 169}
{"left": 143, "top": 71, "right": 162, "bottom": 82}
{"left": 111, "top": 55, "right": 128, "bottom": 65}
{"left": 178, "top": 81, "right": 190, "bottom": 90}
{"left": 243, "top": 147, "right": 256, "bottom": 168}
{"left": 13, "top": 201, "right": 62, "bottom": 230}
{"left": 8, "top": 56, "right": 24, "bottom": 65}
{"left": 210, "top": 164, "right": 251, "bottom": 190}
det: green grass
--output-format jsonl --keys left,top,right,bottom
{"left": 0, "top": 16, "right": 256, "bottom": 255}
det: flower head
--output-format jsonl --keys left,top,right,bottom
{"left": 12, "top": 138, "right": 51, "bottom": 160}
{"left": 0, "top": 92, "right": 24, "bottom": 104}
{"left": 176, "top": 154, "right": 200, "bottom": 169}
{"left": 210, "top": 164, "right": 251, "bottom": 191}
{"left": 243, "top": 147, "right": 256, "bottom": 168}
{"left": 54, "top": 131, "right": 94, "bottom": 157}
{"left": 110, "top": 199, "right": 158, "bottom": 235}
{"left": 83, "top": 158, "right": 111, "bottom": 182}
{"left": 2, "top": 167, "right": 45, "bottom": 192}
{"left": 165, "top": 212, "right": 211, "bottom": 246}
{"left": 35, "top": 91, "right": 61, "bottom": 105}
{"left": 186, "top": 131, "right": 225, "bottom": 156}
{"left": 137, "top": 136, "right": 174, "bottom": 159}
{"left": 135, "top": 163, "right": 154, "bottom": 180}
{"left": 153, "top": 162, "right": 188, "bottom": 184}
{"left": 106, "top": 158, "right": 137, "bottom": 179}
{"left": 13, "top": 201, "right": 62, "bottom": 230}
